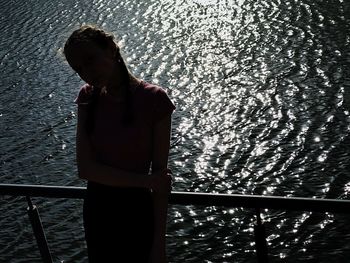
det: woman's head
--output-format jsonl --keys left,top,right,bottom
{"left": 65, "top": 25, "right": 134, "bottom": 126}
{"left": 64, "top": 25, "right": 129, "bottom": 88}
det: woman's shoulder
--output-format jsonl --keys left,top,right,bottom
{"left": 138, "top": 80, "right": 171, "bottom": 98}
{"left": 138, "top": 80, "right": 176, "bottom": 121}
{"left": 139, "top": 80, "right": 161, "bottom": 93}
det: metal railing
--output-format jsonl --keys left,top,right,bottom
{"left": 1, "top": 183, "right": 350, "bottom": 263}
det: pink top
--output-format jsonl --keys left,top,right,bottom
{"left": 75, "top": 80, "right": 176, "bottom": 175}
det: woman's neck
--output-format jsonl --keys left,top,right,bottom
{"left": 105, "top": 74, "right": 140, "bottom": 99}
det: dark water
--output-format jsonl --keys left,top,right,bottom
{"left": 1, "top": 0, "right": 350, "bottom": 262}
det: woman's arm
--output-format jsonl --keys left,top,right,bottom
{"left": 150, "top": 114, "right": 173, "bottom": 263}
{"left": 76, "top": 104, "right": 152, "bottom": 188}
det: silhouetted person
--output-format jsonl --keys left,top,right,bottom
{"left": 64, "top": 25, "right": 175, "bottom": 263}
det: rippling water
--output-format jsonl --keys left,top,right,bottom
{"left": 1, "top": 0, "right": 350, "bottom": 262}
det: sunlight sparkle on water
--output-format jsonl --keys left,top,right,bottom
{"left": 345, "top": 182, "right": 350, "bottom": 196}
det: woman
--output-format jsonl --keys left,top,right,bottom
{"left": 64, "top": 25, "right": 176, "bottom": 262}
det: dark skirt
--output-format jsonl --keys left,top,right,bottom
{"left": 83, "top": 182, "right": 154, "bottom": 263}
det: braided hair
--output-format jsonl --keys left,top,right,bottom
{"left": 64, "top": 25, "right": 134, "bottom": 133}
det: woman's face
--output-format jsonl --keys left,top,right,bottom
{"left": 66, "top": 41, "right": 116, "bottom": 88}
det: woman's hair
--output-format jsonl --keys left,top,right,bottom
{"left": 64, "top": 25, "right": 134, "bottom": 131}
{"left": 64, "top": 25, "right": 116, "bottom": 54}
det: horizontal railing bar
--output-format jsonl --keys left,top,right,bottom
{"left": 169, "top": 191, "right": 350, "bottom": 214}
{"left": 1, "top": 184, "right": 350, "bottom": 214}
{"left": 0, "top": 184, "right": 86, "bottom": 199}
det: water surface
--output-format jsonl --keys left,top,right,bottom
{"left": 1, "top": 0, "right": 350, "bottom": 262}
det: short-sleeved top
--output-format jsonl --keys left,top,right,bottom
{"left": 75, "top": 80, "right": 176, "bottom": 175}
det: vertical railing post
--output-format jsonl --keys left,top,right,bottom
{"left": 26, "top": 196, "right": 53, "bottom": 263}
{"left": 254, "top": 208, "right": 268, "bottom": 263}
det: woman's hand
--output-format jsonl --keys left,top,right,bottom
{"left": 149, "top": 168, "right": 173, "bottom": 194}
